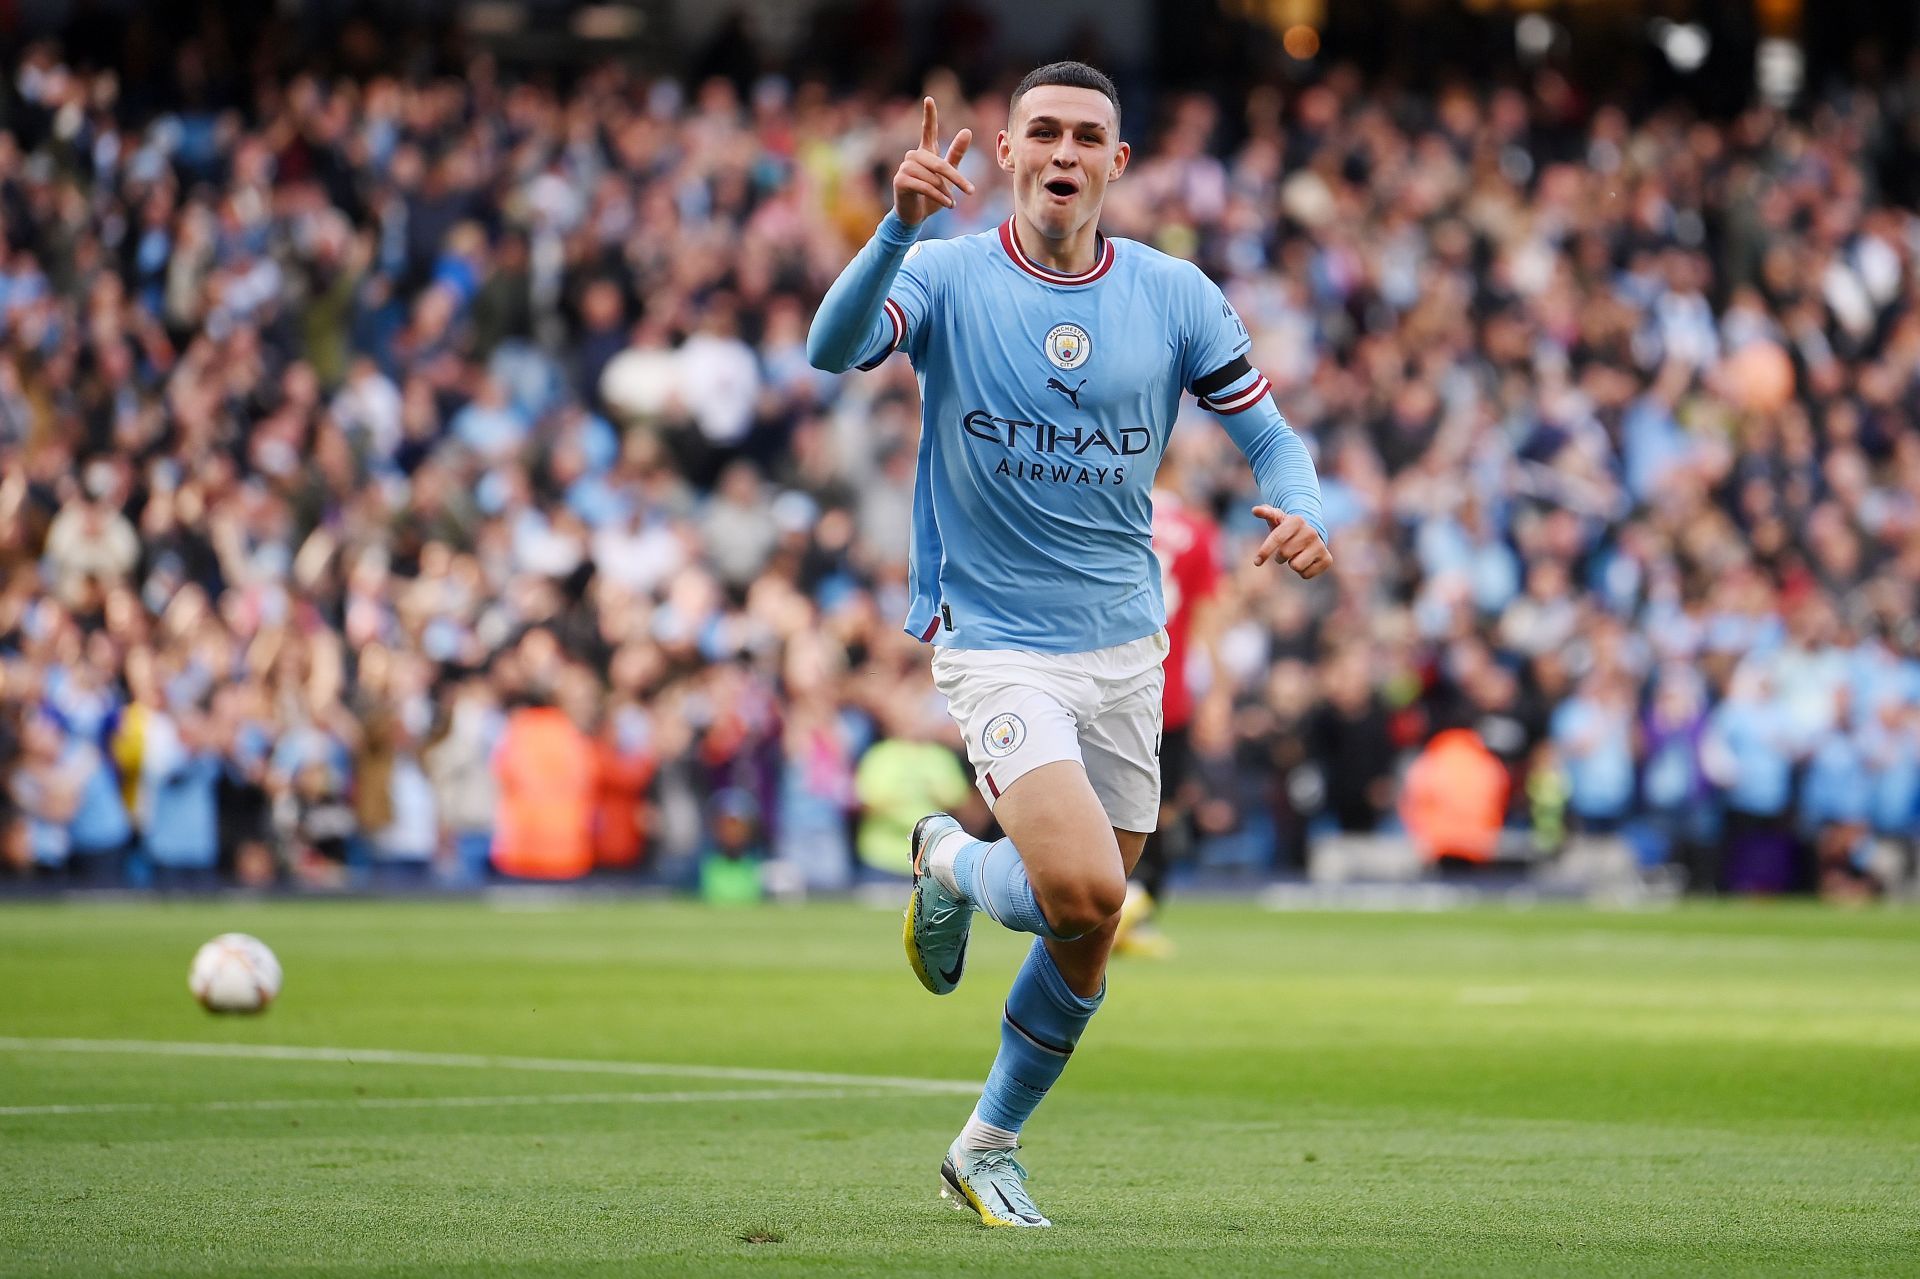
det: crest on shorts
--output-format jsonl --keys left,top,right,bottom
{"left": 983, "top": 713, "right": 1026, "bottom": 757}
{"left": 1044, "top": 323, "right": 1091, "bottom": 371}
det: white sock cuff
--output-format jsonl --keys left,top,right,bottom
{"left": 957, "top": 1106, "right": 1020, "bottom": 1152}
{"left": 926, "top": 827, "right": 975, "bottom": 897}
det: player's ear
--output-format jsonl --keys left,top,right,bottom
{"left": 1109, "top": 140, "right": 1130, "bottom": 182}
{"left": 997, "top": 128, "right": 1014, "bottom": 173}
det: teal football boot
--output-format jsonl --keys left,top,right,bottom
{"left": 903, "top": 814, "right": 973, "bottom": 995}
{"left": 939, "top": 1141, "right": 1051, "bottom": 1227}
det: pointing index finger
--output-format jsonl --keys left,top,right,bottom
{"left": 1253, "top": 525, "right": 1286, "bottom": 567}
{"left": 921, "top": 97, "right": 937, "bottom": 153}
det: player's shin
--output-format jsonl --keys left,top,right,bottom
{"left": 933, "top": 833, "right": 1073, "bottom": 940}
{"left": 966, "top": 937, "right": 1104, "bottom": 1144}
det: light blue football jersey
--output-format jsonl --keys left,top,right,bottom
{"left": 865, "top": 218, "right": 1262, "bottom": 654}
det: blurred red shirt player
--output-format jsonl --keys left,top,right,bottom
{"left": 1155, "top": 492, "right": 1224, "bottom": 740}
{"left": 1117, "top": 479, "right": 1224, "bottom": 954}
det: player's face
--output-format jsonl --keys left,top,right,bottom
{"left": 998, "top": 85, "right": 1129, "bottom": 241}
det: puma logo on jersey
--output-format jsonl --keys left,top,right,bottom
{"left": 1046, "top": 377, "right": 1086, "bottom": 409}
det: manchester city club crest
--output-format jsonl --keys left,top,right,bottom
{"left": 1044, "top": 323, "right": 1091, "bottom": 370}
{"left": 982, "top": 712, "right": 1026, "bottom": 757}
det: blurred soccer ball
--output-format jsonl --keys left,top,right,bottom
{"left": 188, "top": 934, "right": 282, "bottom": 1014}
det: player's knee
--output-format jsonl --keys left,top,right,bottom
{"left": 1044, "top": 874, "right": 1127, "bottom": 938}
{"left": 1088, "top": 873, "right": 1128, "bottom": 925}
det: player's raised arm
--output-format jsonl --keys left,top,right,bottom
{"left": 806, "top": 98, "right": 973, "bottom": 374}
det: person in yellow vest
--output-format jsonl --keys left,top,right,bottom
{"left": 490, "top": 690, "right": 597, "bottom": 880}
{"left": 853, "top": 706, "right": 971, "bottom": 878}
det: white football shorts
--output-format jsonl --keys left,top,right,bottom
{"left": 930, "top": 630, "right": 1168, "bottom": 833}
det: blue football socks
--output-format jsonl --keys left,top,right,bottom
{"left": 948, "top": 836, "right": 1069, "bottom": 940}
{"left": 974, "top": 938, "right": 1105, "bottom": 1134}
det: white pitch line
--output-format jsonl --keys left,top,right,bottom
{"left": 0, "top": 1087, "right": 876, "bottom": 1118}
{"left": 0, "top": 1036, "right": 979, "bottom": 1095}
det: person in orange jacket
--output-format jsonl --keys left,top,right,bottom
{"left": 1399, "top": 727, "right": 1511, "bottom": 866}
{"left": 490, "top": 691, "right": 597, "bottom": 880}
{"left": 593, "top": 703, "right": 657, "bottom": 871}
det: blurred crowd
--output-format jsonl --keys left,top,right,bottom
{"left": 0, "top": 33, "right": 1916, "bottom": 899}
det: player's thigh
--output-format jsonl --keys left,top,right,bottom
{"left": 1079, "top": 663, "right": 1165, "bottom": 841}
{"left": 993, "top": 760, "right": 1125, "bottom": 907}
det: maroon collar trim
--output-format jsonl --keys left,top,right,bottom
{"left": 998, "top": 218, "right": 1116, "bottom": 285}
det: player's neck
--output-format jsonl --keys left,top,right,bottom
{"left": 1011, "top": 211, "right": 1101, "bottom": 276}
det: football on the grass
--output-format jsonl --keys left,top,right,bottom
{"left": 188, "top": 934, "right": 282, "bottom": 1014}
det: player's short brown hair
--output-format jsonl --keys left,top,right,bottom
{"left": 1010, "top": 61, "right": 1121, "bottom": 133}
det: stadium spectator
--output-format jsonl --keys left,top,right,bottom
{"left": 1307, "top": 649, "right": 1395, "bottom": 834}
{"left": 853, "top": 707, "right": 971, "bottom": 879}
{"left": 6, "top": 708, "right": 82, "bottom": 874}
{"left": 1803, "top": 687, "right": 1877, "bottom": 898}
{"left": 1639, "top": 665, "right": 1716, "bottom": 877}
{"left": 490, "top": 690, "right": 597, "bottom": 881}
{"left": 1550, "top": 671, "right": 1638, "bottom": 834}
{"left": 423, "top": 677, "right": 501, "bottom": 885}
{"left": 592, "top": 699, "right": 658, "bottom": 873}
{"left": 1703, "top": 669, "right": 1801, "bottom": 892}
{"left": 142, "top": 706, "right": 224, "bottom": 891}
{"left": 65, "top": 721, "right": 132, "bottom": 884}
{"left": 1400, "top": 727, "right": 1511, "bottom": 866}
{"left": 698, "top": 787, "right": 767, "bottom": 905}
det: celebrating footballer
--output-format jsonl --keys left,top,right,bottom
{"left": 808, "top": 61, "right": 1330, "bottom": 1228}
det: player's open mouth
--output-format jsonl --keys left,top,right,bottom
{"left": 1044, "top": 178, "right": 1078, "bottom": 200}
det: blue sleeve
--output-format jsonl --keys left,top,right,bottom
{"left": 807, "top": 212, "right": 923, "bottom": 373}
{"left": 1216, "top": 393, "right": 1327, "bottom": 544}
{"left": 1179, "top": 267, "right": 1253, "bottom": 396}
{"left": 1179, "top": 269, "right": 1326, "bottom": 542}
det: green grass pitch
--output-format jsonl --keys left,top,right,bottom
{"left": 1, "top": 898, "right": 1917, "bottom": 1277}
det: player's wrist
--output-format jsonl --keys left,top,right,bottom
{"left": 1265, "top": 503, "right": 1329, "bottom": 547}
{"left": 880, "top": 208, "right": 924, "bottom": 243}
